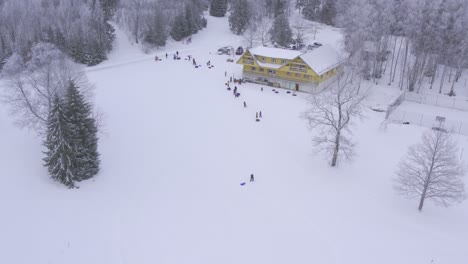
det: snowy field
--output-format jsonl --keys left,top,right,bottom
{"left": 1, "top": 15, "right": 468, "bottom": 264}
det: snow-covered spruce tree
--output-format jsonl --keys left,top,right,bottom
{"left": 210, "top": 0, "right": 227, "bottom": 17}
{"left": 64, "top": 81, "right": 100, "bottom": 181}
{"left": 229, "top": 0, "right": 251, "bottom": 35}
{"left": 265, "top": 0, "right": 287, "bottom": 18}
{"left": 321, "top": 0, "right": 337, "bottom": 26}
{"left": 394, "top": 128, "right": 465, "bottom": 212}
{"left": 170, "top": 13, "right": 189, "bottom": 41}
{"left": 302, "top": 0, "right": 321, "bottom": 21}
{"left": 43, "top": 95, "right": 77, "bottom": 189}
{"left": 269, "top": 14, "right": 293, "bottom": 47}
{"left": 144, "top": 10, "right": 168, "bottom": 47}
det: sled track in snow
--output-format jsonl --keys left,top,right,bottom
{"left": 85, "top": 48, "right": 197, "bottom": 73}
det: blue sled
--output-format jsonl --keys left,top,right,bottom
{"left": 240, "top": 182, "right": 246, "bottom": 186}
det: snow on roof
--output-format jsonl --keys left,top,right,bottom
{"left": 299, "top": 45, "right": 343, "bottom": 75}
{"left": 256, "top": 61, "right": 284, "bottom": 69}
{"left": 248, "top": 46, "right": 302, "bottom": 60}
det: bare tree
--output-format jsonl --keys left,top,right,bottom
{"left": 243, "top": 23, "right": 259, "bottom": 49}
{"left": 394, "top": 128, "right": 465, "bottom": 212}
{"left": 257, "top": 18, "right": 272, "bottom": 46}
{"left": 302, "top": 75, "right": 366, "bottom": 167}
{"left": 1, "top": 42, "right": 91, "bottom": 132}
{"left": 292, "top": 20, "right": 306, "bottom": 48}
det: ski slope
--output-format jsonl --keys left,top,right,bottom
{"left": 0, "top": 15, "right": 468, "bottom": 264}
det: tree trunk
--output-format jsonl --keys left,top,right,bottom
{"left": 391, "top": 37, "right": 403, "bottom": 83}
{"left": 399, "top": 39, "right": 409, "bottom": 90}
{"left": 331, "top": 131, "right": 340, "bottom": 167}
{"left": 418, "top": 192, "right": 425, "bottom": 212}
{"left": 418, "top": 184, "right": 428, "bottom": 212}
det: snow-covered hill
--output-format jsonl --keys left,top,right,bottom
{"left": 0, "top": 15, "right": 467, "bottom": 264}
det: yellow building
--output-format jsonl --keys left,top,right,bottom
{"left": 236, "top": 45, "right": 343, "bottom": 93}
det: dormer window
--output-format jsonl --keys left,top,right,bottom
{"left": 272, "top": 58, "right": 276, "bottom": 63}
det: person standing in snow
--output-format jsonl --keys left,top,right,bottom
{"left": 259, "top": 111, "right": 262, "bottom": 118}
{"left": 243, "top": 101, "right": 247, "bottom": 108}
{"left": 225, "top": 71, "right": 227, "bottom": 77}
{"left": 256, "top": 112, "right": 258, "bottom": 119}
{"left": 261, "top": 87, "right": 263, "bottom": 91}
{"left": 165, "top": 53, "right": 168, "bottom": 59}
{"left": 176, "top": 51, "right": 179, "bottom": 56}
{"left": 250, "top": 174, "right": 254, "bottom": 182}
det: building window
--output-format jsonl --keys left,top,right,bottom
{"left": 251, "top": 67, "right": 256, "bottom": 71}
{"left": 259, "top": 68, "right": 264, "bottom": 72}
{"left": 290, "top": 63, "right": 307, "bottom": 72}
{"left": 295, "top": 73, "right": 300, "bottom": 77}
{"left": 272, "top": 58, "right": 276, "bottom": 63}
{"left": 304, "top": 74, "right": 310, "bottom": 79}
{"left": 243, "top": 57, "right": 254, "bottom": 64}
{"left": 268, "top": 69, "right": 276, "bottom": 74}
{"left": 261, "top": 57, "right": 265, "bottom": 62}
{"left": 286, "top": 72, "right": 291, "bottom": 76}
{"left": 282, "top": 60, "right": 286, "bottom": 64}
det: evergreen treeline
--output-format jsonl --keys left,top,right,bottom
{"left": 296, "top": 0, "right": 337, "bottom": 26}
{"left": 115, "top": 0, "right": 207, "bottom": 46}
{"left": 0, "top": 0, "right": 116, "bottom": 67}
{"left": 210, "top": 0, "right": 227, "bottom": 17}
{"left": 43, "top": 81, "right": 100, "bottom": 188}
{"left": 229, "top": 0, "right": 251, "bottom": 35}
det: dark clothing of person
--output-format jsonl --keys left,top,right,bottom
{"left": 243, "top": 101, "right": 247, "bottom": 108}
{"left": 256, "top": 112, "right": 258, "bottom": 119}
{"left": 250, "top": 174, "right": 254, "bottom": 182}
{"left": 259, "top": 111, "right": 262, "bottom": 118}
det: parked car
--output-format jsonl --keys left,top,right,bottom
{"left": 217, "top": 46, "right": 232, "bottom": 55}
{"left": 307, "top": 42, "right": 322, "bottom": 50}
{"left": 235, "top": 46, "right": 244, "bottom": 55}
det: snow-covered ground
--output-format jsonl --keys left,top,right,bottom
{"left": 1, "top": 15, "right": 468, "bottom": 264}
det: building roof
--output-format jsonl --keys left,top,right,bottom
{"left": 299, "top": 45, "right": 343, "bottom": 75}
{"left": 248, "top": 46, "right": 302, "bottom": 60}
{"left": 243, "top": 45, "right": 344, "bottom": 76}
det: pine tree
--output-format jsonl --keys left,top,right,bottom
{"left": 43, "top": 95, "right": 77, "bottom": 188}
{"left": 321, "top": 0, "right": 336, "bottom": 26}
{"left": 302, "top": 0, "right": 321, "bottom": 21}
{"left": 269, "top": 14, "right": 292, "bottom": 47}
{"left": 170, "top": 14, "right": 189, "bottom": 41}
{"left": 229, "top": 0, "right": 250, "bottom": 35}
{"left": 209, "top": 0, "right": 227, "bottom": 17}
{"left": 145, "top": 11, "right": 168, "bottom": 47}
{"left": 64, "top": 81, "right": 100, "bottom": 181}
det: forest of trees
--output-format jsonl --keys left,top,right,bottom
{"left": 0, "top": 0, "right": 117, "bottom": 67}
{"left": 336, "top": 0, "right": 468, "bottom": 95}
